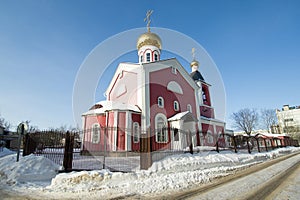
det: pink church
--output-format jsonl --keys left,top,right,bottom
{"left": 81, "top": 27, "right": 226, "bottom": 153}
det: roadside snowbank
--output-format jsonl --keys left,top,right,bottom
{"left": 0, "top": 147, "right": 15, "bottom": 157}
{"left": 0, "top": 147, "right": 299, "bottom": 199}
{"left": 0, "top": 149, "right": 60, "bottom": 187}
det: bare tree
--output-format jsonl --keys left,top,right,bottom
{"left": 260, "top": 109, "right": 277, "bottom": 133}
{"left": 24, "top": 120, "right": 39, "bottom": 133}
{"left": 231, "top": 108, "right": 259, "bottom": 135}
{"left": 0, "top": 115, "right": 11, "bottom": 131}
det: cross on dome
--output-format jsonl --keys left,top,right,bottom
{"left": 144, "top": 10, "right": 153, "bottom": 32}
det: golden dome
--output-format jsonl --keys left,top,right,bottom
{"left": 190, "top": 60, "right": 199, "bottom": 67}
{"left": 136, "top": 32, "right": 162, "bottom": 50}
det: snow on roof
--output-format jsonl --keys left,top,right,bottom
{"left": 235, "top": 132, "right": 288, "bottom": 138}
{"left": 168, "top": 111, "right": 198, "bottom": 122}
{"left": 253, "top": 132, "right": 288, "bottom": 138}
{"left": 200, "top": 116, "right": 225, "bottom": 124}
{"left": 82, "top": 100, "right": 141, "bottom": 116}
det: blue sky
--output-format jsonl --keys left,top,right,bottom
{"left": 0, "top": 0, "right": 299, "bottom": 130}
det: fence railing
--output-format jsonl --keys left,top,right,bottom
{"left": 22, "top": 128, "right": 299, "bottom": 172}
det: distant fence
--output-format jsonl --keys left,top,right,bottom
{"left": 22, "top": 128, "right": 299, "bottom": 172}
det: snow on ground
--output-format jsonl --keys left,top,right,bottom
{"left": 0, "top": 147, "right": 299, "bottom": 199}
{"left": 0, "top": 147, "right": 15, "bottom": 157}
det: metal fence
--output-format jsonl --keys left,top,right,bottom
{"left": 22, "top": 128, "right": 299, "bottom": 172}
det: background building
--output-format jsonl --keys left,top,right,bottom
{"left": 276, "top": 105, "right": 300, "bottom": 139}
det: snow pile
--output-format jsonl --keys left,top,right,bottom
{"left": 0, "top": 153, "right": 60, "bottom": 186}
{"left": 0, "top": 147, "right": 15, "bottom": 157}
{"left": 45, "top": 147, "right": 300, "bottom": 199}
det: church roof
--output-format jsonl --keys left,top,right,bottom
{"left": 190, "top": 70, "right": 205, "bottom": 81}
{"left": 168, "top": 111, "right": 198, "bottom": 122}
{"left": 82, "top": 100, "right": 141, "bottom": 116}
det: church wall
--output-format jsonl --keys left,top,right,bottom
{"left": 149, "top": 67, "right": 197, "bottom": 118}
{"left": 117, "top": 112, "right": 126, "bottom": 151}
{"left": 216, "top": 125, "right": 225, "bottom": 147}
{"left": 201, "top": 123, "right": 215, "bottom": 146}
{"left": 149, "top": 67, "right": 197, "bottom": 150}
{"left": 107, "top": 111, "right": 115, "bottom": 151}
{"left": 108, "top": 71, "right": 138, "bottom": 106}
{"left": 82, "top": 114, "right": 106, "bottom": 152}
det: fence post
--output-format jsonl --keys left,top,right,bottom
{"left": 256, "top": 138, "right": 260, "bottom": 153}
{"left": 271, "top": 138, "right": 275, "bottom": 149}
{"left": 140, "top": 128, "right": 152, "bottom": 170}
{"left": 63, "top": 131, "right": 74, "bottom": 172}
{"left": 233, "top": 136, "right": 237, "bottom": 153}
{"left": 264, "top": 138, "right": 268, "bottom": 152}
{"left": 247, "top": 137, "right": 251, "bottom": 154}
{"left": 188, "top": 131, "right": 193, "bottom": 154}
{"left": 216, "top": 140, "right": 219, "bottom": 153}
{"left": 23, "top": 133, "right": 29, "bottom": 156}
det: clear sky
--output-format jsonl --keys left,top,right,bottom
{"left": 0, "top": 0, "right": 299, "bottom": 130}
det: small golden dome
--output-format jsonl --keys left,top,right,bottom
{"left": 190, "top": 60, "right": 199, "bottom": 67}
{"left": 136, "top": 32, "right": 162, "bottom": 50}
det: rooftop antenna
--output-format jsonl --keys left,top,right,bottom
{"left": 144, "top": 10, "right": 153, "bottom": 32}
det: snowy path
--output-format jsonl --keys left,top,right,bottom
{"left": 182, "top": 153, "right": 300, "bottom": 200}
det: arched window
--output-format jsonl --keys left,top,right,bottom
{"left": 157, "top": 96, "right": 164, "bottom": 108}
{"left": 146, "top": 53, "right": 151, "bottom": 62}
{"left": 140, "top": 55, "right": 143, "bottom": 63}
{"left": 91, "top": 123, "right": 100, "bottom": 144}
{"left": 154, "top": 53, "right": 158, "bottom": 61}
{"left": 133, "top": 122, "right": 139, "bottom": 143}
{"left": 174, "top": 101, "right": 179, "bottom": 111}
{"left": 155, "top": 114, "right": 168, "bottom": 143}
{"left": 187, "top": 104, "right": 192, "bottom": 113}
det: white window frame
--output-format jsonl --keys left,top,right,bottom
{"left": 187, "top": 104, "right": 192, "bottom": 113}
{"left": 158, "top": 96, "right": 164, "bottom": 108}
{"left": 133, "top": 122, "right": 139, "bottom": 143}
{"left": 174, "top": 101, "right": 179, "bottom": 111}
{"left": 155, "top": 113, "right": 168, "bottom": 143}
{"left": 91, "top": 123, "right": 100, "bottom": 144}
{"left": 207, "top": 131, "right": 213, "bottom": 144}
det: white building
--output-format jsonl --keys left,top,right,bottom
{"left": 276, "top": 105, "right": 300, "bottom": 134}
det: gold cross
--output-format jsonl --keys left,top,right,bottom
{"left": 191, "top": 48, "right": 196, "bottom": 60}
{"left": 144, "top": 10, "right": 153, "bottom": 32}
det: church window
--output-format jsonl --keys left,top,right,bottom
{"left": 158, "top": 96, "right": 164, "bottom": 108}
{"left": 171, "top": 67, "right": 177, "bottom": 74}
{"left": 133, "top": 122, "right": 139, "bottom": 143}
{"left": 173, "top": 128, "right": 179, "bottom": 141}
{"left": 146, "top": 53, "right": 151, "bottom": 62}
{"left": 202, "top": 90, "right": 207, "bottom": 102}
{"left": 155, "top": 114, "right": 168, "bottom": 143}
{"left": 154, "top": 53, "right": 158, "bottom": 61}
{"left": 140, "top": 55, "right": 143, "bottom": 63}
{"left": 187, "top": 104, "right": 192, "bottom": 113}
{"left": 91, "top": 123, "right": 100, "bottom": 144}
{"left": 174, "top": 101, "right": 179, "bottom": 111}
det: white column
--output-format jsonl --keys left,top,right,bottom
{"left": 113, "top": 111, "right": 118, "bottom": 151}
